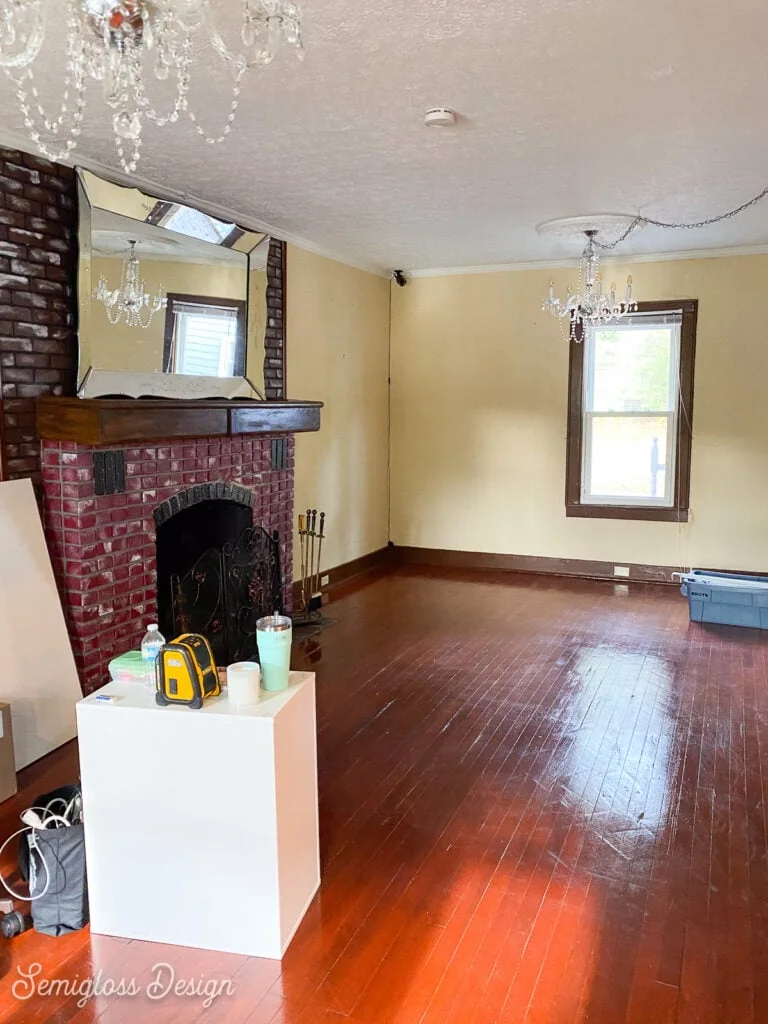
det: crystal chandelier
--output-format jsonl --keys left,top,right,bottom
{"left": 0, "top": 1, "right": 304, "bottom": 173}
{"left": 542, "top": 230, "right": 636, "bottom": 341}
{"left": 94, "top": 240, "right": 166, "bottom": 327}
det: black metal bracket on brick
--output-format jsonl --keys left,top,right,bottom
{"left": 93, "top": 450, "right": 126, "bottom": 495}
{"left": 271, "top": 437, "right": 288, "bottom": 472}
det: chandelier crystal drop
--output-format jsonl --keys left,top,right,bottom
{"left": 542, "top": 231, "right": 637, "bottom": 341}
{"left": 94, "top": 240, "right": 166, "bottom": 328}
{"left": 0, "top": 1, "right": 304, "bottom": 173}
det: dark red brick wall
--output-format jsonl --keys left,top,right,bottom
{"left": 42, "top": 436, "right": 295, "bottom": 694}
{"left": 264, "top": 238, "right": 286, "bottom": 399}
{"left": 0, "top": 147, "right": 77, "bottom": 483}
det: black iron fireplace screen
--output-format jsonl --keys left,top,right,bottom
{"left": 168, "top": 526, "right": 282, "bottom": 665}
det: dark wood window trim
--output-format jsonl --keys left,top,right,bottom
{"left": 566, "top": 299, "right": 698, "bottom": 523}
{"left": 162, "top": 292, "right": 247, "bottom": 376}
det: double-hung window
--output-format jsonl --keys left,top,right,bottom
{"left": 162, "top": 293, "right": 247, "bottom": 378}
{"left": 566, "top": 300, "right": 697, "bottom": 522}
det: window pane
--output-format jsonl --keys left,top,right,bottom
{"left": 590, "top": 327, "right": 676, "bottom": 412}
{"left": 176, "top": 308, "right": 238, "bottom": 376}
{"left": 584, "top": 416, "right": 671, "bottom": 502}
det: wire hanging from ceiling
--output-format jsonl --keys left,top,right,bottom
{"left": 593, "top": 184, "right": 768, "bottom": 250}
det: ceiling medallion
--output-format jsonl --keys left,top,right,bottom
{"left": 0, "top": 1, "right": 304, "bottom": 173}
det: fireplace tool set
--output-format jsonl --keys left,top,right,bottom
{"left": 297, "top": 510, "right": 326, "bottom": 619}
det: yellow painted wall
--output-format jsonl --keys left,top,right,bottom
{"left": 390, "top": 254, "right": 768, "bottom": 572}
{"left": 287, "top": 246, "right": 391, "bottom": 575}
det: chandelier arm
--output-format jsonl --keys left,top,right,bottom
{"left": 207, "top": 12, "right": 279, "bottom": 70}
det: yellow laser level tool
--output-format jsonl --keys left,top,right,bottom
{"left": 155, "top": 634, "right": 220, "bottom": 709}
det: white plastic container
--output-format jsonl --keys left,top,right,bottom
{"left": 227, "top": 662, "right": 261, "bottom": 707}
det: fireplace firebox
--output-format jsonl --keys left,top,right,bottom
{"left": 156, "top": 490, "right": 283, "bottom": 665}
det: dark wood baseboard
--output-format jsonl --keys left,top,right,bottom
{"left": 293, "top": 543, "right": 766, "bottom": 602}
{"left": 292, "top": 545, "right": 392, "bottom": 605}
{"left": 391, "top": 545, "right": 681, "bottom": 585}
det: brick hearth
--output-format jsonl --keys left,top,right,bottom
{"left": 41, "top": 435, "right": 294, "bottom": 694}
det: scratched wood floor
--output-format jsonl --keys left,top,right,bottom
{"left": 0, "top": 565, "right": 765, "bottom": 1023}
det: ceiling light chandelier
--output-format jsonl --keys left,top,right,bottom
{"left": 0, "top": 1, "right": 304, "bottom": 173}
{"left": 543, "top": 230, "right": 636, "bottom": 341}
{"left": 94, "top": 240, "right": 166, "bottom": 327}
{"left": 541, "top": 185, "right": 768, "bottom": 340}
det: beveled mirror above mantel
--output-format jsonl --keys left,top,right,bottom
{"left": 36, "top": 167, "right": 322, "bottom": 446}
{"left": 77, "top": 168, "right": 273, "bottom": 400}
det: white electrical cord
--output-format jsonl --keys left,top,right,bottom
{"left": 0, "top": 797, "right": 81, "bottom": 902}
{"left": 0, "top": 825, "right": 51, "bottom": 901}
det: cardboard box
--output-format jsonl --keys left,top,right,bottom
{"left": 0, "top": 704, "right": 17, "bottom": 803}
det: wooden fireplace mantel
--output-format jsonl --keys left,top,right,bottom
{"left": 36, "top": 397, "right": 323, "bottom": 446}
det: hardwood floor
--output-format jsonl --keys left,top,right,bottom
{"left": 0, "top": 565, "right": 765, "bottom": 1022}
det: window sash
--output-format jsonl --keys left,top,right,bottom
{"left": 580, "top": 320, "right": 682, "bottom": 508}
{"left": 171, "top": 303, "right": 240, "bottom": 377}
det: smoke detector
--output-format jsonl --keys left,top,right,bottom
{"left": 424, "top": 107, "right": 457, "bottom": 128}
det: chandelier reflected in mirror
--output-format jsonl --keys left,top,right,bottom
{"left": 543, "top": 230, "right": 636, "bottom": 341}
{"left": 0, "top": 1, "right": 304, "bottom": 173}
{"left": 94, "top": 239, "right": 166, "bottom": 327}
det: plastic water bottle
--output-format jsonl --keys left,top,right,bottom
{"left": 140, "top": 624, "right": 165, "bottom": 696}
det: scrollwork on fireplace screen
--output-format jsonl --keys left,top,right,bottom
{"left": 170, "top": 525, "right": 283, "bottom": 666}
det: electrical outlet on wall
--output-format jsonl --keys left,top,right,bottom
{"left": 321, "top": 575, "right": 329, "bottom": 586}
{"left": 613, "top": 565, "right": 631, "bottom": 578}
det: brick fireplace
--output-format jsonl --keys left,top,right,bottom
{"left": 41, "top": 434, "right": 294, "bottom": 694}
{"left": 0, "top": 144, "right": 322, "bottom": 696}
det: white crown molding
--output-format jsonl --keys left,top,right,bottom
{"left": 6, "top": 127, "right": 768, "bottom": 281}
{"left": 407, "top": 244, "right": 768, "bottom": 278}
{"left": 0, "top": 125, "right": 389, "bottom": 278}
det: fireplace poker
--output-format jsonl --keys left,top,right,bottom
{"left": 298, "top": 514, "right": 307, "bottom": 610}
{"left": 308, "top": 510, "right": 317, "bottom": 612}
{"left": 314, "top": 512, "right": 326, "bottom": 600}
{"left": 305, "top": 512, "right": 314, "bottom": 611}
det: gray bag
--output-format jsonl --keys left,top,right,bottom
{"left": 21, "top": 785, "right": 89, "bottom": 936}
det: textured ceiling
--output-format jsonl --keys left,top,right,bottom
{"left": 1, "top": 0, "right": 768, "bottom": 272}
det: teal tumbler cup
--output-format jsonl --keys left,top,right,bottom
{"left": 256, "top": 613, "right": 293, "bottom": 692}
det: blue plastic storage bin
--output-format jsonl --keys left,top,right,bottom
{"left": 680, "top": 570, "right": 768, "bottom": 629}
